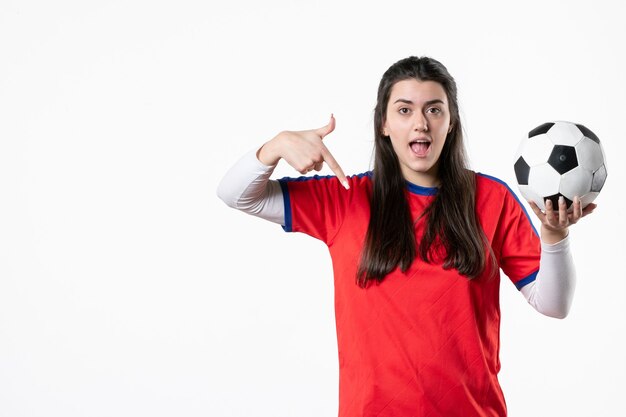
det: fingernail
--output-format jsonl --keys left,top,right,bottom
{"left": 342, "top": 180, "right": 350, "bottom": 190}
{"left": 559, "top": 196, "right": 564, "bottom": 204}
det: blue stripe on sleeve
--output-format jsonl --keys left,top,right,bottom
{"left": 515, "top": 269, "right": 539, "bottom": 290}
{"left": 277, "top": 179, "right": 292, "bottom": 232}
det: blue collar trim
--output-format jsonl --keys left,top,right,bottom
{"left": 406, "top": 181, "right": 438, "bottom": 196}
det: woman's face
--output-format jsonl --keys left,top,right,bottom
{"left": 383, "top": 78, "right": 452, "bottom": 187}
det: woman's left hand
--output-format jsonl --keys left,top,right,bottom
{"left": 529, "top": 196, "right": 597, "bottom": 244}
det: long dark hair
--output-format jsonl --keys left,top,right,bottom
{"left": 356, "top": 56, "right": 495, "bottom": 287}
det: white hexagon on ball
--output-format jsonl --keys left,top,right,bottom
{"left": 528, "top": 163, "right": 561, "bottom": 197}
{"left": 576, "top": 137, "right": 604, "bottom": 172}
{"left": 521, "top": 134, "right": 554, "bottom": 167}
{"left": 547, "top": 122, "right": 584, "bottom": 146}
{"left": 559, "top": 166, "right": 593, "bottom": 200}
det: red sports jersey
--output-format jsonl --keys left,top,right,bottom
{"left": 277, "top": 172, "right": 540, "bottom": 417}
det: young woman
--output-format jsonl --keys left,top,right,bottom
{"left": 217, "top": 56, "right": 595, "bottom": 417}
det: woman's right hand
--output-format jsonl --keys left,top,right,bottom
{"left": 257, "top": 114, "right": 349, "bottom": 189}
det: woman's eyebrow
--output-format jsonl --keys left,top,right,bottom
{"left": 392, "top": 98, "right": 445, "bottom": 105}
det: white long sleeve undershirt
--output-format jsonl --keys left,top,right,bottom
{"left": 217, "top": 149, "right": 576, "bottom": 319}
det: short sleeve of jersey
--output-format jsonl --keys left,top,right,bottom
{"left": 277, "top": 174, "right": 358, "bottom": 244}
{"left": 478, "top": 174, "right": 541, "bottom": 290}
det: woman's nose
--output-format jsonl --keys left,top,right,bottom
{"left": 413, "top": 114, "right": 428, "bottom": 132}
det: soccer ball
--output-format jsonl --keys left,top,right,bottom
{"left": 513, "top": 121, "right": 607, "bottom": 211}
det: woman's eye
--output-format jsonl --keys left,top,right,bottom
{"left": 427, "top": 107, "right": 441, "bottom": 114}
{"left": 399, "top": 107, "right": 410, "bottom": 114}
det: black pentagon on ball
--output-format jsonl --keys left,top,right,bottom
{"left": 548, "top": 145, "right": 578, "bottom": 174}
{"left": 545, "top": 193, "right": 573, "bottom": 210}
{"left": 529, "top": 122, "right": 555, "bottom": 138}
{"left": 514, "top": 156, "right": 530, "bottom": 185}
{"left": 576, "top": 124, "right": 600, "bottom": 144}
{"left": 591, "top": 165, "right": 607, "bottom": 192}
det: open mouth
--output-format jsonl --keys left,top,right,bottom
{"left": 410, "top": 140, "right": 431, "bottom": 156}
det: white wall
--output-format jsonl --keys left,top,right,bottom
{"left": 1, "top": 1, "right": 624, "bottom": 416}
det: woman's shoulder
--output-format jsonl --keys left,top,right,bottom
{"left": 348, "top": 171, "right": 374, "bottom": 185}
{"left": 475, "top": 172, "right": 516, "bottom": 193}
{"left": 474, "top": 171, "right": 531, "bottom": 214}
{"left": 345, "top": 171, "right": 374, "bottom": 198}
{"left": 474, "top": 172, "right": 539, "bottom": 235}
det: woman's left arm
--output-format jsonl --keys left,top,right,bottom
{"left": 521, "top": 196, "right": 597, "bottom": 318}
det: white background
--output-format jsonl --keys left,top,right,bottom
{"left": 1, "top": 1, "right": 625, "bottom": 416}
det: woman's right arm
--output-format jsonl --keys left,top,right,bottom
{"left": 216, "top": 115, "right": 348, "bottom": 225}
{"left": 216, "top": 148, "right": 285, "bottom": 225}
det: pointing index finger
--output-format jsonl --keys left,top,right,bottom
{"left": 321, "top": 145, "right": 349, "bottom": 190}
